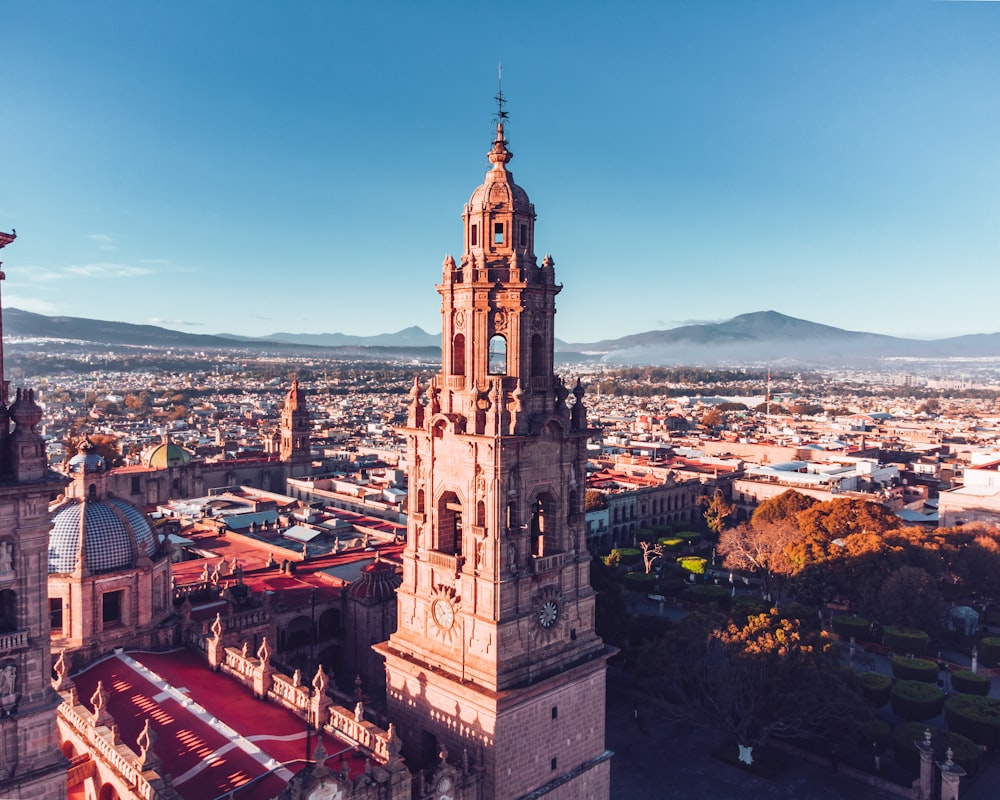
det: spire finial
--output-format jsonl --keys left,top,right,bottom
{"left": 494, "top": 62, "right": 508, "bottom": 130}
{"left": 488, "top": 66, "right": 513, "bottom": 167}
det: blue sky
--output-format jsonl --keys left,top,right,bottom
{"left": 2, "top": 1, "right": 999, "bottom": 342}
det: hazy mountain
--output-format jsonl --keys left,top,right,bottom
{"left": 244, "top": 326, "right": 439, "bottom": 348}
{"left": 559, "top": 311, "right": 1000, "bottom": 366}
{"left": 4, "top": 307, "right": 999, "bottom": 367}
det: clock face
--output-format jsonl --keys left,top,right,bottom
{"left": 538, "top": 599, "right": 559, "bottom": 629}
{"left": 432, "top": 598, "right": 455, "bottom": 630}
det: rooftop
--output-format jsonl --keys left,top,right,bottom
{"left": 68, "top": 649, "right": 366, "bottom": 800}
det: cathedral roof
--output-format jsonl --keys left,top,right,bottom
{"left": 49, "top": 495, "right": 156, "bottom": 574}
{"left": 467, "top": 123, "right": 533, "bottom": 216}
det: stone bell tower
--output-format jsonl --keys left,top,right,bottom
{"left": 0, "top": 230, "right": 68, "bottom": 799}
{"left": 377, "top": 93, "right": 613, "bottom": 800}
{"left": 279, "top": 376, "right": 311, "bottom": 477}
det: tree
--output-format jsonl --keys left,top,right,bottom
{"left": 702, "top": 490, "right": 735, "bottom": 536}
{"left": 639, "top": 610, "right": 866, "bottom": 764}
{"left": 751, "top": 490, "right": 817, "bottom": 528}
{"left": 584, "top": 489, "right": 608, "bottom": 512}
{"left": 640, "top": 541, "right": 664, "bottom": 574}
{"left": 718, "top": 519, "right": 797, "bottom": 601}
{"left": 701, "top": 408, "right": 724, "bottom": 429}
{"left": 62, "top": 432, "right": 121, "bottom": 467}
{"left": 875, "top": 566, "right": 945, "bottom": 633}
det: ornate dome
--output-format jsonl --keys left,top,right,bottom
{"left": 347, "top": 558, "right": 401, "bottom": 602}
{"left": 466, "top": 123, "right": 533, "bottom": 217}
{"left": 49, "top": 496, "right": 156, "bottom": 574}
{"left": 143, "top": 439, "right": 192, "bottom": 469}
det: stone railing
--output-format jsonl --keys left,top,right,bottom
{"left": 58, "top": 700, "right": 165, "bottom": 800}
{"left": 445, "top": 376, "right": 465, "bottom": 390}
{"left": 0, "top": 629, "right": 27, "bottom": 655}
{"left": 531, "top": 551, "right": 568, "bottom": 574}
{"left": 428, "top": 550, "right": 464, "bottom": 574}
{"left": 222, "top": 647, "right": 256, "bottom": 678}
{"left": 267, "top": 672, "right": 310, "bottom": 714}
{"left": 226, "top": 607, "right": 269, "bottom": 632}
{"left": 325, "top": 703, "right": 390, "bottom": 763}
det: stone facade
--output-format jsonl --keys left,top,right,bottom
{"left": 0, "top": 228, "right": 69, "bottom": 800}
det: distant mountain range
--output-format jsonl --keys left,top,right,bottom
{"left": 558, "top": 311, "right": 1000, "bottom": 365}
{"left": 4, "top": 307, "right": 999, "bottom": 366}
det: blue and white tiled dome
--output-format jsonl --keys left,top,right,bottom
{"left": 49, "top": 496, "right": 156, "bottom": 574}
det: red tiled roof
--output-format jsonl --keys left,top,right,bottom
{"left": 70, "top": 650, "right": 366, "bottom": 800}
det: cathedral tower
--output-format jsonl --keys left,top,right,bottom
{"left": 377, "top": 97, "right": 613, "bottom": 800}
{"left": 0, "top": 231, "right": 68, "bottom": 799}
{"left": 280, "top": 376, "right": 311, "bottom": 476}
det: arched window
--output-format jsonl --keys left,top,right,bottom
{"left": 531, "top": 334, "right": 545, "bottom": 377}
{"left": 476, "top": 500, "right": 486, "bottom": 528}
{"left": 414, "top": 489, "right": 425, "bottom": 515}
{"left": 452, "top": 334, "right": 466, "bottom": 376}
{"left": 531, "top": 493, "right": 557, "bottom": 557}
{"left": 436, "top": 492, "right": 463, "bottom": 556}
{"left": 488, "top": 335, "right": 507, "bottom": 375}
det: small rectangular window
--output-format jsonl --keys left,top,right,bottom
{"left": 494, "top": 222, "right": 504, "bottom": 244}
{"left": 551, "top": 757, "right": 557, "bottom": 771}
{"left": 471, "top": 224, "right": 478, "bottom": 246}
{"left": 551, "top": 706, "right": 558, "bottom": 720}
{"left": 520, "top": 224, "right": 527, "bottom": 246}
{"left": 50, "top": 598, "right": 63, "bottom": 634}
{"left": 103, "top": 590, "right": 123, "bottom": 627}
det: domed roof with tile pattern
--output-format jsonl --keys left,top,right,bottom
{"left": 49, "top": 496, "right": 156, "bottom": 574}
{"left": 143, "top": 439, "right": 192, "bottom": 469}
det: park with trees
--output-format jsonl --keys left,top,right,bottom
{"left": 595, "top": 489, "right": 1000, "bottom": 790}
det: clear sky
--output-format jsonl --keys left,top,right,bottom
{"left": 2, "top": 1, "right": 998, "bottom": 343}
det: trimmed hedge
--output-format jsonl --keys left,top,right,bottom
{"left": 658, "top": 537, "right": 684, "bottom": 551}
{"left": 890, "top": 723, "right": 981, "bottom": 776}
{"left": 979, "top": 636, "right": 1000, "bottom": 667}
{"left": 636, "top": 528, "right": 657, "bottom": 543}
{"left": 676, "top": 556, "right": 707, "bottom": 575}
{"left": 944, "top": 694, "right": 1000, "bottom": 749}
{"left": 777, "top": 603, "right": 819, "bottom": 627}
{"left": 859, "top": 672, "right": 891, "bottom": 708}
{"left": 831, "top": 614, "right": 870, "bottom": 641}
{"left": 675, "top": 530, "right": 702, "bottom": 542}
{"left": 859, "top": 718, "right": 891, "bottom": 753}
{"left": 951, "top": 670, "right": 991, "bottom": 696}
{"left": 689, "top": 584, "right": 730, "bottom": 605}
{"left": 622, "top": 572, "right": 656, "bottom": 592}
{"left": 890, "top": 680, "right": 945, "bottom": 721}
{"left": 891, "top": 656, "right": 940, "bottom": 684}
{"left": 883, "top": 625, "right": 930, "bottom": 655}
{"left": 616, "top": 548, "right": 642, "bottom": 566}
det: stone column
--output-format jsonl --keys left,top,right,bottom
{"left": 206, "top": 613, "right": 224, "bottom": 670}
{"left": 253, "top": 637, "right": 275, "bottom": 699}
{"left": 914, "top": 729, "right": 934, "bottom": 800}
{"left": 938, "top": 749, "right": 966, "bottom": 800}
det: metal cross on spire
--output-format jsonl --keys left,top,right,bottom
{"left": 494, "top": 62, "right": 508, "bottom": 127}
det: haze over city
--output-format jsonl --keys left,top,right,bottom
{"left": 3, "top": 1, "right": 999, "bottom": 342}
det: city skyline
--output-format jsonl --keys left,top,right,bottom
{"left": 3, "top": 1, "right": 999, "bottom": 343}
